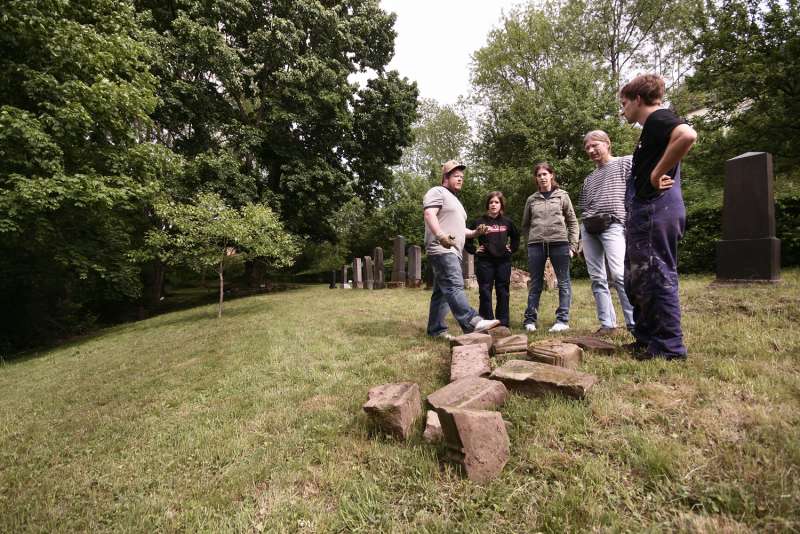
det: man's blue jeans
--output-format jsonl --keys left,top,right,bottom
{"left": 427, "top": 253, "right": 479, "bottom": 336}
{"left": 523, "top": 242, "right": 571, "bottom": 326}
{"left": 581, "top": 222, "right": 635, "bottom": 329}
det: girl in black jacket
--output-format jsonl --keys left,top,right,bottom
{"left": 466, "top": 191, "right": 520, "bottom": 327}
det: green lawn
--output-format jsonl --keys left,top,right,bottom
{"left": 1, "top": 272, "right": 799, "bottom": 532}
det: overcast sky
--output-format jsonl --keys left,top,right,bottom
{"left": 380, "top": 0, "right": 524, "bottom": 106}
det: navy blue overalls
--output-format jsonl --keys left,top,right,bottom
{"left": 624, "top": 166, "right": 687, "bottom": 357}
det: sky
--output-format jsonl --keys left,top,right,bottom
{"left": 380, "top": 0, "right": 524, "bottom": 106}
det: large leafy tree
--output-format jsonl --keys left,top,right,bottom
{"left": 0, "top": 0, "right": 161, "bottom": 347}
{"left": 688, "top": 0, "right": 800, "bottom": 172}
{"left": 134, "top": 0, "right": 418, "bottom": 238}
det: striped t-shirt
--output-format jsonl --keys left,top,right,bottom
{"left": 578, "top": 155, "right": 632, "bottom": 224}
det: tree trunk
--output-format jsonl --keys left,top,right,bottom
{"left": 141, "top": 259, "right": 166, "bottom": 314}
{"left": 218, "top": 260, "right": 224, "bottom": 318}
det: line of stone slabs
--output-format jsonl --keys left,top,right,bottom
{"left": 362, "top": 327, "right": 617, "bottom": 483}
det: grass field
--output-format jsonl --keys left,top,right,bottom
{"left": 1, "top": 271, "right": 799, "bottom": 532}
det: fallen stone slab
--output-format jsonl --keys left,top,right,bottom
{"left": 450, "top": 332, "right": 493, "bottom": 352}
{"left": 362, "top": 382, "right": 422, "bottom": 439}
{"left": 450, "top": 344, "right": 491, "bottom": 382}
{"left": 563, "top": 336, "right": 618, "bottom": 355}
{"left": 527, "top": 340, "right": 583, "bottom": 369}
{"left": 435, "top": 406, "right": 510, "bottom": 483}
{"left": 491, "top": 359, "right": 597, "bottom": 399}
{"left": 487, "top": 325, "right": 513, "bottom": 341}
{"left": 427, "top": 376, "right": 509, "bottom": 411}
{"left": 493, "top": 334, "right": 529, "bottom": 355}
{"left": 422, "top": 410, "right": 442, "bottom": 443}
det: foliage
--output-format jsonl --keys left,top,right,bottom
{"left": 0, "top": 0, "right": 160, "bottom": 348}
{"left": 146, "top": 192, "right": 299, "bottom": 316}
{"left": 688, "top": 0, "right": 800, "bottom": 172}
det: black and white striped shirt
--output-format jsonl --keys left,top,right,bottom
{"left": 578, "top": 155, "right": 631, "bottom": 224}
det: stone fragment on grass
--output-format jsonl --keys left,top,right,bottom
{"left": 491, "top": 360, "right": 597, "bottom": 399}
{"left": 422, "top": 410, "right": 442, "bottom": 443}
{"left": 362, "top": 382, "right": 422, "bottom": 439}
{"left": 563, "top": 336, "right": 618, "bottom": 355}
{"left": 435, "top": 406, "right": 510, "bottom": 483}
{"left": 487, "top": 325, "right": 513, "bottom": 341}
{"left": 450, "top": 332, "right": 493, "bottom": 352}
{"left": 527, "top": 340, "right": 584, "bottom": 369}
{"left": 450, "top": 344, "right": 491, "bottom": 381}
{"left": 493, "top": 334, "right": 529, "bottom": 355}
{"left": 427, "top": 376, "right": 509, "bottom": 411}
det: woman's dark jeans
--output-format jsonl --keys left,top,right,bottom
{"left": 523, "top": 242, "right": 571, "bottom": 325}
{"left": 475, "top": 256, "right": 512, "bottom": 327}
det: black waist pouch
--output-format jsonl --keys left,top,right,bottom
{"left": 582, "top": 213, "right": 615, "bottom": 235}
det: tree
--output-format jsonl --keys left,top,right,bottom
{"left": 688, "top": 0, "right": 800, "bottom": 171}
{"left": 147, "top": 193, "right": 300, "bottom": 317}
{"left": 0, "top": 0, "right": 161, "bottom": 348}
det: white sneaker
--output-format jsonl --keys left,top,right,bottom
{"left": 524, "top": 323, "right": 537, "bottom": 332}
{"left": 549, "top": 322, "right": 570, "bottom": 333}
{"left": 473, "top": 318, "right": 501, "bottom": 333}
{"left": 435, "top": 331, "right": 455, "bottom": 341}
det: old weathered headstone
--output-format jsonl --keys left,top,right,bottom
{"left": 389, "top": 235, "right": 406, "bottom": 288}
{"left": 716, "top": 152, "right": 781, "bottom": 282}
{"left": 488, "top": 326, "right": 513, "bottom": 341}
{"left": 450, "top": 332, "right": 493, "bottom": 353}
{"left": 422, "top": 410, "right": 442, "bottom": 444}
{"left": 435, "top": 406, "right": 510, "bottom": 483}
{"left": 352, "top": 258, "right": 363, "bottom": 289}
{"left": 462, "top": 251, "right": 477, "bottom": 289}
{"left": 362, "top": 382, "right": 422, "bottom": 439}
{"left": 340, "top": 265, "right": 349, "bottom": 289}
{"left": 373, "top": 247, "right": 385, "bottom": 289}
{"left": 450, "top": 345, "right": 491, "bottom": 382}
{"left": 364, "top": 256, "right": 374, "bottom": 290}
{"left": 528, "top": 340, "right": 584, "bottom": 369}
{"left": 407, "top": 245, "right": 422, "bottom": 288}
{"left": 563, "top": 336, "right": 617, "bottom": 355}
{"left": 427, "top": 376, "right": 509, "bottom": 411}
{"left": 493, "top": 334, "right": 529, "bottom": 356}
{"left": 491, "top": 359, "right": 597, "bottom": 399}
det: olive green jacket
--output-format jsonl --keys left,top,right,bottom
{"left": 520, "top": 188, "right": 580, "bottom": 253}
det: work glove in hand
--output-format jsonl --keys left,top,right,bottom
{"left": 475, "top": 224, "right": 489, "bottom": 236}
{"left": 437, "top": 233, "right": 456, "bottom": 249}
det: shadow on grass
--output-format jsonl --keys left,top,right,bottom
{"left": 0, "top": 284, "right": 306, "bottom": 366}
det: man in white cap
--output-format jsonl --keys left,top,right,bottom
{"left": 423, "top": 160, "right": 498, "bottom": 339}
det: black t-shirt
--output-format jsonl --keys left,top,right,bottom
{"left": 631, "top": 108, "right": 686, "bottom": 200}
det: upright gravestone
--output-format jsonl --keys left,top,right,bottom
{"left": 407, "top": 245, "right": 422, "bottom": 288}
{"left": 364, "top": 256, "right": 374, "bottom": 290}
{"left": 340, "top": 265, "right": 349, "bottom": 289}
{"left": 329, "top": 270, "right": 336, "bottom": 289}
{"left": 373, "top": 247, "right": 385, "bottom": 289}
{"left": 353, "top": 257, "right": 363, "bottom": 289}
{"left": 716, "top": 152, "right": 781, "bottom": 282}
{"left": 389, "top": 235, "right": 406, "bottom": 288}
{"left": 462, "top": 251, "right": 477, "bottom": 289}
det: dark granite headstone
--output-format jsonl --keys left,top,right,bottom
{"left": 329, "top": 270, "right": 336, "bottom": 289}
{"left": 389, "top": 235, "right": 406, "bottom": 288}
{"left": 716, "top": 152, "right": 780, "bottom": 282}
{"left": 407, "top": 245, "right": 422, "bottom": 287}
{"left": 373, "top": 247, "right": 385, "bottom": 289}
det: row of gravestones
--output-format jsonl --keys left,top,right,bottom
{"left": 331, "top": 235, "right": 478, "bottom": 290}
{"left": 362, "top": 328, "right": 618, "bottom": 482}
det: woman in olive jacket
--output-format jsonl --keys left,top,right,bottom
{"left": 521, "top": 162, "right": 579, "bottom": 333}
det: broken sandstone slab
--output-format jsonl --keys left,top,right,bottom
{"left": 422, "top": 410, "right": 442, "bottom": 443}
{"left": 450, "top": 332, "right": 493, "bottom": 352}
{"left": 435, "top": 406, "right": 510, "bottom": 483}
{"left": 527, "top": 340, "right": 583, "bottom": 369}
{"left": 563, "top": 336, "right": 618, "bottom": 355}
{"left": 427, "top": 376, "right": 509, "bottom": 411}
{"left": 493, "top": 334, "right": 529, "bottom": 356}
{"left": 487, "top": 325, "right": 513, "bottom": 341}
{"left": 362, "top": 382, "right": 422, "bottom": 439}
{"left": 491, "top": 359, "right": 597, "bottom": 399}
{"left": 450, "top": 344, "right": 491, "bottom": 382}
